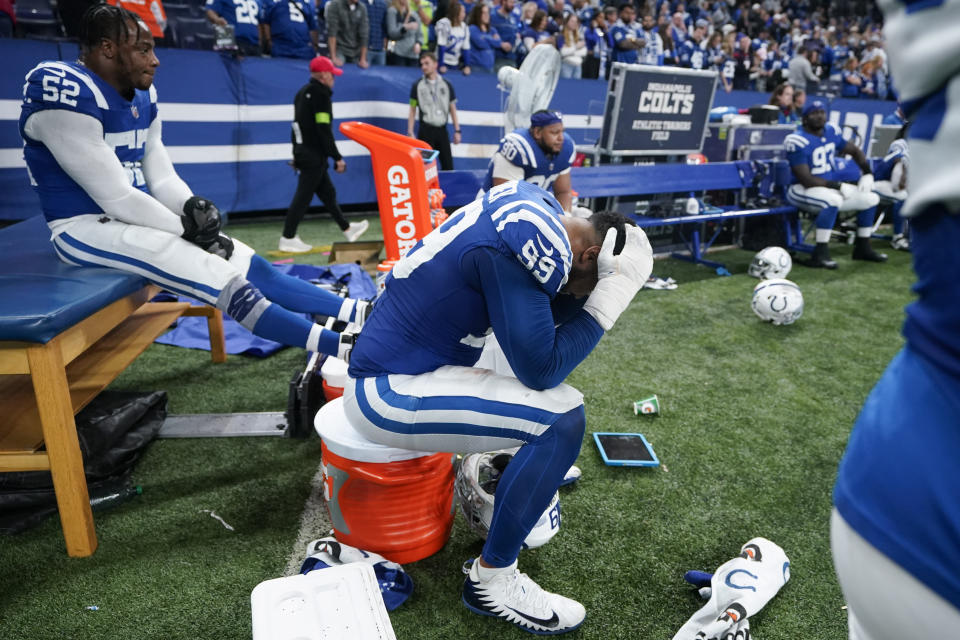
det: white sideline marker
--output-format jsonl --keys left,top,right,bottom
{"left": 284, "top": 463, "right": 332, "bottom": 576}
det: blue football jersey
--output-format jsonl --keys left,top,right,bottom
{"left": 677, "top": 38, "right": 705, "bottom": 69}
{"left": 205, "top": 0, "right": 262, "bottom": 45}
{"left": 348, "top": 181, "right": 571, "bottom": 378}
{"left": 263, "top": 0, "right": 317, "bottom": 58}
{"left": 482, "top": 128, "right": 577, "bottom": 193}
{"left": 873, "top": 137, "right": 908, "bottom": 181}
{"left": 19, "top": 61, "right": 157, "bottom": 222}
{"left": 610, "top": 20, "right": 639, "bottom": 64}
{"left": 784, "top": 123, "right": 848, "bottom": 181}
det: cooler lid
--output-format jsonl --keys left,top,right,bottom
{"left": 320, "top": 356, "right": 349, "bottom": 389}
{"left": 315, "top": 398, "right": 431, "bottom": 463}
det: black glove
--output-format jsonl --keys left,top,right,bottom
{"left": 181, "top": 196, "right": 222, "bottom": 247}
{"left": 205, "top": 234, "right": 234, "bottom": 260}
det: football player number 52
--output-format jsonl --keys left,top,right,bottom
{"left": 41, "top": 72, "right": 80, "bottom": 107}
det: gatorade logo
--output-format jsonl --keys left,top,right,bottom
{"left": 387, "top": 165, "right": 418, "bottom": 255}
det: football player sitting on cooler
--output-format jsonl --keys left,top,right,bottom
{"left": 18, "top": 4, "right": 366, "bottom": 359}
{"left": 345, "top": 180, "right": 653, "bottom": 635}
{"left": 481, "top": 110, "right": 578, "bottom": 214}
{"left": 870, "top": 128, "right": 910, "bottom": 251}
{"left": 784, "top": 99, "right": 886, "bottom": 269}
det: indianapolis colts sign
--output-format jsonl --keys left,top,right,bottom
{"left": 599, "top": 63, "right": 718, "bottom": 156}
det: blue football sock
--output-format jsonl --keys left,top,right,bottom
{"left": 816, "top": 205, "right": 839, "bottom": 230}
{"left": 246, "top": 255, "right": 349, "bottom": 317}
{"left": 482, "top": 405, "right": 585, "bottom": 567}
{"left": 250, "top": 303, "right": 340, "bottom": 355}
{"left": 892, "top": 201, "right": 905, "bottom": 234}
{"left": 857, "top": 205, "right": 878, "bottom": 229}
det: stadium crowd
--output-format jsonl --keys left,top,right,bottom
{"left": 4, "top": 0, "right": 893, "bottom": 99}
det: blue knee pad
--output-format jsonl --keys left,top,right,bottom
{"left": 482, "top": 405, "right": 585, "bottom": 567}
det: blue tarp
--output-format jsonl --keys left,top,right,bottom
{"left": 154, "top": 263, "right": 376, "bottom": 357}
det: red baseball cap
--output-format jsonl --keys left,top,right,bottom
{"left": 309, "top": 56, "right": 343, "bottom": 75}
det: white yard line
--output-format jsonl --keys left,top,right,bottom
{"left": 283, "top": 463, "right": 333, "bottom": 576}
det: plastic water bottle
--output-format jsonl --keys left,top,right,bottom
{"left": 90, "top": 485, "right": 142, "bottom": 512}
{"left": 685, "top": 192, "right": 700, "bottom": 215}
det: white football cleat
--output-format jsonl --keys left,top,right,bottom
{"left": 462, "top": 559, "right": 586, "bottom": 635}
{"left": 278, "top": 234, "right": 312, "bottom": 253}
{"left": 344, "top": 220, "right": 369, "bottom": 242}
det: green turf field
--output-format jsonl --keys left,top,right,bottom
{"left": 0, "top": 212, "right": 915, "bottom": 640}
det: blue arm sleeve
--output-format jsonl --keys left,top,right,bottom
{"left": 462, "top": 246, "right": 604, "bottom": 390}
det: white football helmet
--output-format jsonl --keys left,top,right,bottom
{"left": 748, "top": 246, "right": 792, "bottom": 279}
{"left": 455, "top": 450, "right": 561, "bottom": 549}
{"left": 751, "top": 278, "right": 804, "bottom": 325}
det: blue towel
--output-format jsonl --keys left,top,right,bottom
{"left": 154, "top": 263, "right": 376, "bottom": 358}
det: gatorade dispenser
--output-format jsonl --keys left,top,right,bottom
{"left": 340, "top": 121, "right": 446, "bottom": 262}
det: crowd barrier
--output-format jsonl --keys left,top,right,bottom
{"left": 0, "top": 38, "right": 897, "bottom": 221}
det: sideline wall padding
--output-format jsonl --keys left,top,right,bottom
{"left": 0, "top": 39, "right": 896, "bottom": 220}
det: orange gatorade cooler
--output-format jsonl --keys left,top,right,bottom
{"left": 320, "top": 356, "right": 348, "bottom": 401}
{"left": 375, "top": 259, "right": 397, "bottom": 300}
{"left": 315, "top": 397, "right": 455, "bottom": 564}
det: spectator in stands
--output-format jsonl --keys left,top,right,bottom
{"left": 859, "top": 58, "right": 880, "bottom": 99}
{"left": 638, "top": 13, "right": 664, "bottom": 66}
{"left": 467, "top": 4, "right": 505, "bottom": 73}
{"left": 786, "top": 43, "right": 820, "bottom": 93}
{"left": 557, "top": 13, "right": 586, "bottom": 79}
{"left": 768, "top": 82, "right": 798, "bottom": 124}
{"left": 385, "top": 0, "right": 421, "bottom": 66}
{"left": 205, "top": 0, "right": 264, "bottom": 56}
{"left": 582, "top": 8, "right": 611, "bottom": 79}
{"left": 327, "top": 0, "right": 370, "bottom": 68}
{"left": 761, "top": 40, "right": 786, "bottom": 87}
{"left": 706, "top": 29, "right": 725, "bottom": 70}
{"left": 20, "top": 5, "right": 366, "bottom": 361}
{"left": 261, "top": 0, "right": 319, "bottom": 59}
{"left": 730, "top": 34, "right": 754, "bottom": 89}
{"left": 283, "top": 56, "right": 368, "bottom": 253}
{"left": 670, "top": 11, "right": 688, "bottom": 47}
{"left": 362, "top": 0, "right": 388, "bottom": 65}
{"left": 792, "top": 87, "right": 806, "bottom": 119}
{"left": 490, "top": 0, "right": 521, "bottom": 70}
{"left": 840, "top": 55, "right": 862, "bottom": 98}
{"left": 436, "top": 0, "right": 471, "bottom": 74}
{"left": 677, "top": 19, "right": 708, "bottom": 70}
{"left": 521, "top": 9, "right": 555, "bottom": 54}
{"left": 610, "top": 3, "right": 642, "bottom": 65}
{"left": 411, "top": 0, "right": 432, "bottom": 52}
{"left": 519, "top": 0, "right": 537, "bottom": 27}
{"left": 658, "top": 19, "right": 677, "bottom": 66}
{"left": 482, "top": 110, "right": 577, "bottom": 213}
{"left": 408, "top": 51, "right": 461, "bottom": 170}
{"left": 784, "top": 99, "right": 885, "bottom": 269}
{"left": 0, "top": 0, "right": 14, "bottom": 37}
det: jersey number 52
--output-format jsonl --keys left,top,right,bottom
{"left": 40, "top": 71, "right": 80, "bottom": 107}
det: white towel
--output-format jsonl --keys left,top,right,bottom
{"left": 672, "top": 537, "right": 790, "bottom": 640}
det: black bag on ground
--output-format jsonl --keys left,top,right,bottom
{"left": 739, "top": 198, "right": 790, "bottom": 251}
{"left": 0, "top": 390, "right": 167, "bottom": 534}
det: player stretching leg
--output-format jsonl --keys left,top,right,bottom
{"left": 18, "top": 5, "right": 368, "bottom": 358}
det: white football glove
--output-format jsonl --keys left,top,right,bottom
{"left": 857, "top": 172, "right": 874, "bottom": 194}
{"left": 582, "top": 225, "right": 654, "bottom": 331}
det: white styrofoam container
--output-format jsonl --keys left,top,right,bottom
{"left": 251, "top": 563, "right": 396, "bottom": 640}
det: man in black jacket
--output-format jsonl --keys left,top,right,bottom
{"left": 281, "top": 56, "right": 368, "bottom": 253}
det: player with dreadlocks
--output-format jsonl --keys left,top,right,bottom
{"left": 18, "top": 3, "right": 369, "bottom": 358}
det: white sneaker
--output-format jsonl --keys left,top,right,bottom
{"left": 344, "top": 220, "right": 369, "bottom": 242}
{"left": 278, "top": 235, "right": 312, "bottom": 253}
{"left": 890, "top": 233, "right": 910, "bottom": 251}
{"left": 462, "top": 559, "right": 586, "bottom": 635}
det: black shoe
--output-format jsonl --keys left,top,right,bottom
{"left": 808, "top": 243, "right": 838, "bottom": 269}
{"left": 852, "top": 237, "right": 888, "bottom": 262}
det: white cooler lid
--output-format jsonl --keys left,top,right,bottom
{"left": 320, "top": 356, "right": 349, "bottom": 388}
{"left": 315, "top": 397, "right": 432, "bottom": 463}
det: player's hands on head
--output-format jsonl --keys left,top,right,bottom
{"left": 583, "top": 225, "right": 653, "bottom": 331}
{"left": 181, "top": 196, "right": 222, "bottom": 246}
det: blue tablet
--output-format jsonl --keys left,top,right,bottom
{"left": 593, "top": 432, "right": 660, "bottom": 467}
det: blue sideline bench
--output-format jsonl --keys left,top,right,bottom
{"left": 438, "top": 161, "right": 798, "bottom": 271}
{"left": 0, "top": 215, "right": 226, "bottom": 557}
